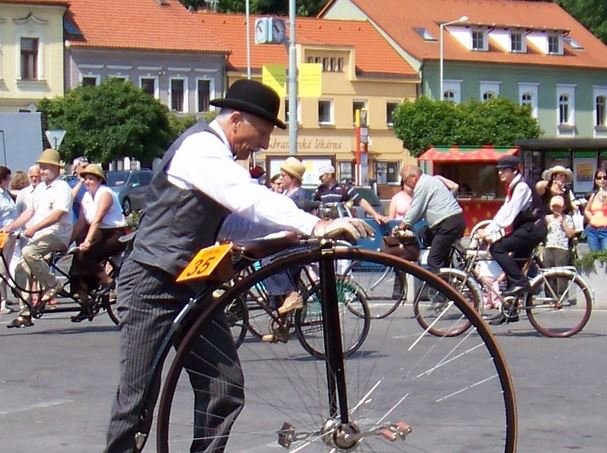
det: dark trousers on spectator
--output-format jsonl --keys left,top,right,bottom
{"left": 490, "top": 220, "right": 548, "bottom": 288}
{"left": 427, "top": 213, "right": 466, "bottom": 274}
{"left": 105, "top": 258, "right": 244, "bottom": 453}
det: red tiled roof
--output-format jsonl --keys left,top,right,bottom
{"left": 321, "top": 0, "right": 607, "bottom": 69}
{"left": 198, "top": 12, "right": 417, "bottom": 78}
{"left": 66, "top": 0, "right": 228, "bottom": 53}
{"left": 0, "top": 0, "right": 68, "bottom": 5}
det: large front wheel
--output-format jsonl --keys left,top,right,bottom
{"left": 156, "top": 248, "right": 517, "bottom": 453}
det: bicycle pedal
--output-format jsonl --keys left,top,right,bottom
{"left": 379, "top": 421, "right": 412, "bottom": 442}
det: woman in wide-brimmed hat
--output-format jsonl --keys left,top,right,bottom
{"left": 69, "top": 163, "right": 127, "bottom": 322}
{"left": 536, "top": 164, "right": 575, "bottom": 214}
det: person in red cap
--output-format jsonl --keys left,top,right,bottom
{"left": 105, "top": 79, "right": 374, "bottom": 452}
{"left": 477, "top": 155, "right": 547, "bottom": 324}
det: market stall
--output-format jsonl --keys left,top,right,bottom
{"left": 418, "top": 145, "right": 520, "bottom": 234}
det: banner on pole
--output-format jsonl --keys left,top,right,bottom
{"left": 298, "top": 63, "right": 322, "bottom": 98}
{"left": 262, "top": 64, "right": 286, "bottom": 97}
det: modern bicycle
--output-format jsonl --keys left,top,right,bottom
{"left": 414, "top": 222, "right": 593, "bottom": 338}
{"left": 0, "top": 232, "right": 123, "bottom": 325}
{"left": 129, "top": 233, "right": 517, "bottom": 452}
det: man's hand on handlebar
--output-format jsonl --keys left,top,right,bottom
{"left": 312, "top": 218, "right": 375, "bottom": 242}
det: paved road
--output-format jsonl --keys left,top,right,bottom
{"left": 0, "top": 306, "right": 605, "bottom": 452}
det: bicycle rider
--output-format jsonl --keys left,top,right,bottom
{"left": 105, "top": 79, "right": 373, "bottom": 453}
{"left": 398, "top": 165, "right": 466, "bottom": 274}
{"left": 476, "top": 155, "right": 547, "bottom": 325}
{"left": 3, "top": 149, "right": 73, "bottom": 328}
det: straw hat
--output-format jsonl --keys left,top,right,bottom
{"left": 80, "top": 163, "right": 106, "bottom": 182}
{"left": 36, "top": 148, "right": 64, "bottom": 167}
{"left": 543, "top": 165, "right": 573, "bottom": 183}
{"left": 280, "top": 157, "right": 306, "bottom": 181}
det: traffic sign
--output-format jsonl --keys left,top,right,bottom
{"left": 45, "top": 129, "right": 66, "bottom": 150}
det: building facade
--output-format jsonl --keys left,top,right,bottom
{"left": 0, "top": 0, "right": 68, "bottom": 112}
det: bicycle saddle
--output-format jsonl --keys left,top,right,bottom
{"left": 232, "top": 232, "right": 301, "bottom": 260}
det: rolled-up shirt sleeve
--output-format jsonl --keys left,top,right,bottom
{"left": 166, "top": 127, "right": 319, "bottom": 235}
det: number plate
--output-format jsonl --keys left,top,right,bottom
{"left": 176, "top": 243, "right": 233, "bottom": 283}
{"left": 0, "top": 232, "right": 8, "bottom": 250}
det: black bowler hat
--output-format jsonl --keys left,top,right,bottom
{"left": 496, "top": 155, "right": 521, "bottom": 169}
{"left": 210, "top": 80, "right": 287, "bottom": 129}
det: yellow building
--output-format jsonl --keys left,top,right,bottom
{"left": 199, "top": 13, "right": 420, "bottom": 192}
{"left": 0, "top": 0, "right": 68, "bottom": 112}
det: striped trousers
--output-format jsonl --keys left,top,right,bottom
{"left": 105, "top": 258, "right": 244, "bottom": 452}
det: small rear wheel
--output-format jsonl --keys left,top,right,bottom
{"left": 526, "top": 270, "right": 592, "bottom": 337}
{"left": 294, "top": 275, "right": 370, "bottom": 359}
{"left": 224, "top": 296, "right": 248, "bottom": 348}
{"left": 413, "top": 269, "right": 482, "bottom": 337}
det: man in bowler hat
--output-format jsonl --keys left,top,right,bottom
{"left": 105, "top": 79, "right": 373, "bottom": 452}
{"left": 477, "top": 155, "right": 547, "bottom": 324}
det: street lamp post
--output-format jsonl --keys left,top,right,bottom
{"left": 439, "top": 15, "right": 468, "bottom": 100}
{"left": 288, "top": 0, "right": 297, "bottom": 156}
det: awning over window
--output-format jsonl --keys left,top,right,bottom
{"left": 418, "top": 146, "right": 519, "bottom": 162}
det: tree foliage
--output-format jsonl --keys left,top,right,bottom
{"left": 557, "top": 0, "right": 607, "bottom": 44}
{"left": 180, "top": 0, "right": 327, "bottom": 16}
{"left": 392, "top": 97, "right": 542, "bottom": 157}
{"left": 38, "top": 79, "right": 173, "bottom": 164}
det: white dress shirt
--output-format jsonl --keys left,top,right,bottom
{"left": 166, "top": 120, "right": 319, "bottom": 235}
{"left": 485, "top": 173, "right": 532, "bottom": 240}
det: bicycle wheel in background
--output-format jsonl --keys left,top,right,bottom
{"left": 295, "top": 275, "right": 370, "bottom": 359}
{"left": 156, "top": 248, "right": 517, "bottom": 453}
{"left": 413, "top": 268, "right": 482, "bottom": 337}
{"left": 99, "top": 294, "right": 120, "bottom": 325}
{"left": 341, "top": 260, "right": 407, "bottom": 319}
{"left": 526, "top": 269, "right": 592, "bottom": 338}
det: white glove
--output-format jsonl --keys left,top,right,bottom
{"left": 312, "top": 218, "right": 375, "bottom": 242}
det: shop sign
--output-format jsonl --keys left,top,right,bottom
{"left": 269, "top": 137, "right": 348, "bottom": 152}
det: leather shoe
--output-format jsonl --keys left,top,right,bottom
{"left": 501, "top": 284, "right": 529, "bottom": 297}
{"left": 7, "top": 315, "right": 33, "bottom": 328}
{"left": 489, "top": 313, "right": 519, "bottom": 325}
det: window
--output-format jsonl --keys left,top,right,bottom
{"left": 556, "top": 85, "right": 575, "bottom": 135}
{"left": 284, "top": 99, "right": 299, "bottom": 123}
{"left": 338, "top": 161, "right": 354, "bottom": 183}
{"left": 596, "top": 96, "right": 606, "bottom": 127}
{"left": 472, "top": 30, "right": 486, "bottom": 51}
{"left": 510, "top": 31, "right": 524, "bottom": 53}
{"left": 309, "top": 55, "right": 344, "bottom": 72}
{"left": 170, "top": 78, "right": 185, "bottom": 112}
{"left": 197, "top": 79, "right": 210, "bottom": 112}
{"left": 20, "top": 37, "right": 39, "bottom": 80}
{"left": 140, "top": 77, "right": 156, "bottom": 97}
{"left": 318, "top": 100, "right": 333, "bottom": 125}
{"left": 519, "top": 83, "right": 538, "bottom": 118}
{"left": 352, "top": 100, "right": 367, "bottom": 125}
{"left": 559, "top": 94, "right": 570, "bottom": 124}
{"left": 480, "top": 81, "right": 500, "bottom": 101}
{"left": 443, "top": 90, "right": 455, "bottom": 102}
{"left": 386, "top": 102, "right": 398, "bottom": 127}
{"left": 375, "top": 161, "right": 399, "bottom": 184}
{"left": 548, "top": 33, "right": 562, "bottom": 54}
{"left": 81, "top": 76, "right": 98, "bottom": 87}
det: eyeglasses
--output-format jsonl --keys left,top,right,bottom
{"left": 596, "top": 176, "right": 607, "bottom": 180}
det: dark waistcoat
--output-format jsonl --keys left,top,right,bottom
{"left": 131, "top": 122, "right": 231, "bottom": 276}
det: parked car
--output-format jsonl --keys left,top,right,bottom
{"left": 106, "top": 169, "right": 153, "bottom": 215}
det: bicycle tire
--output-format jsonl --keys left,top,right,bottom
{"left": 155, "top": 247, "right": 517, "bottom": 453}
{"left": 101, "top": 294, "right": 120, "bottom": 325}
{"left": 413, "top": 268, "right": 483, "bottom": 337}
{"left": 525, "top": 268, "right": 592, "bottom": 338}
{"left": 224, "top": 295, "right": 248, "bottom": 348}
{"left": 341, "top": 260, "right": 407, "bottom": 319}
{"left": 294, "top": 275, "right": 370, "bottom": 359}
